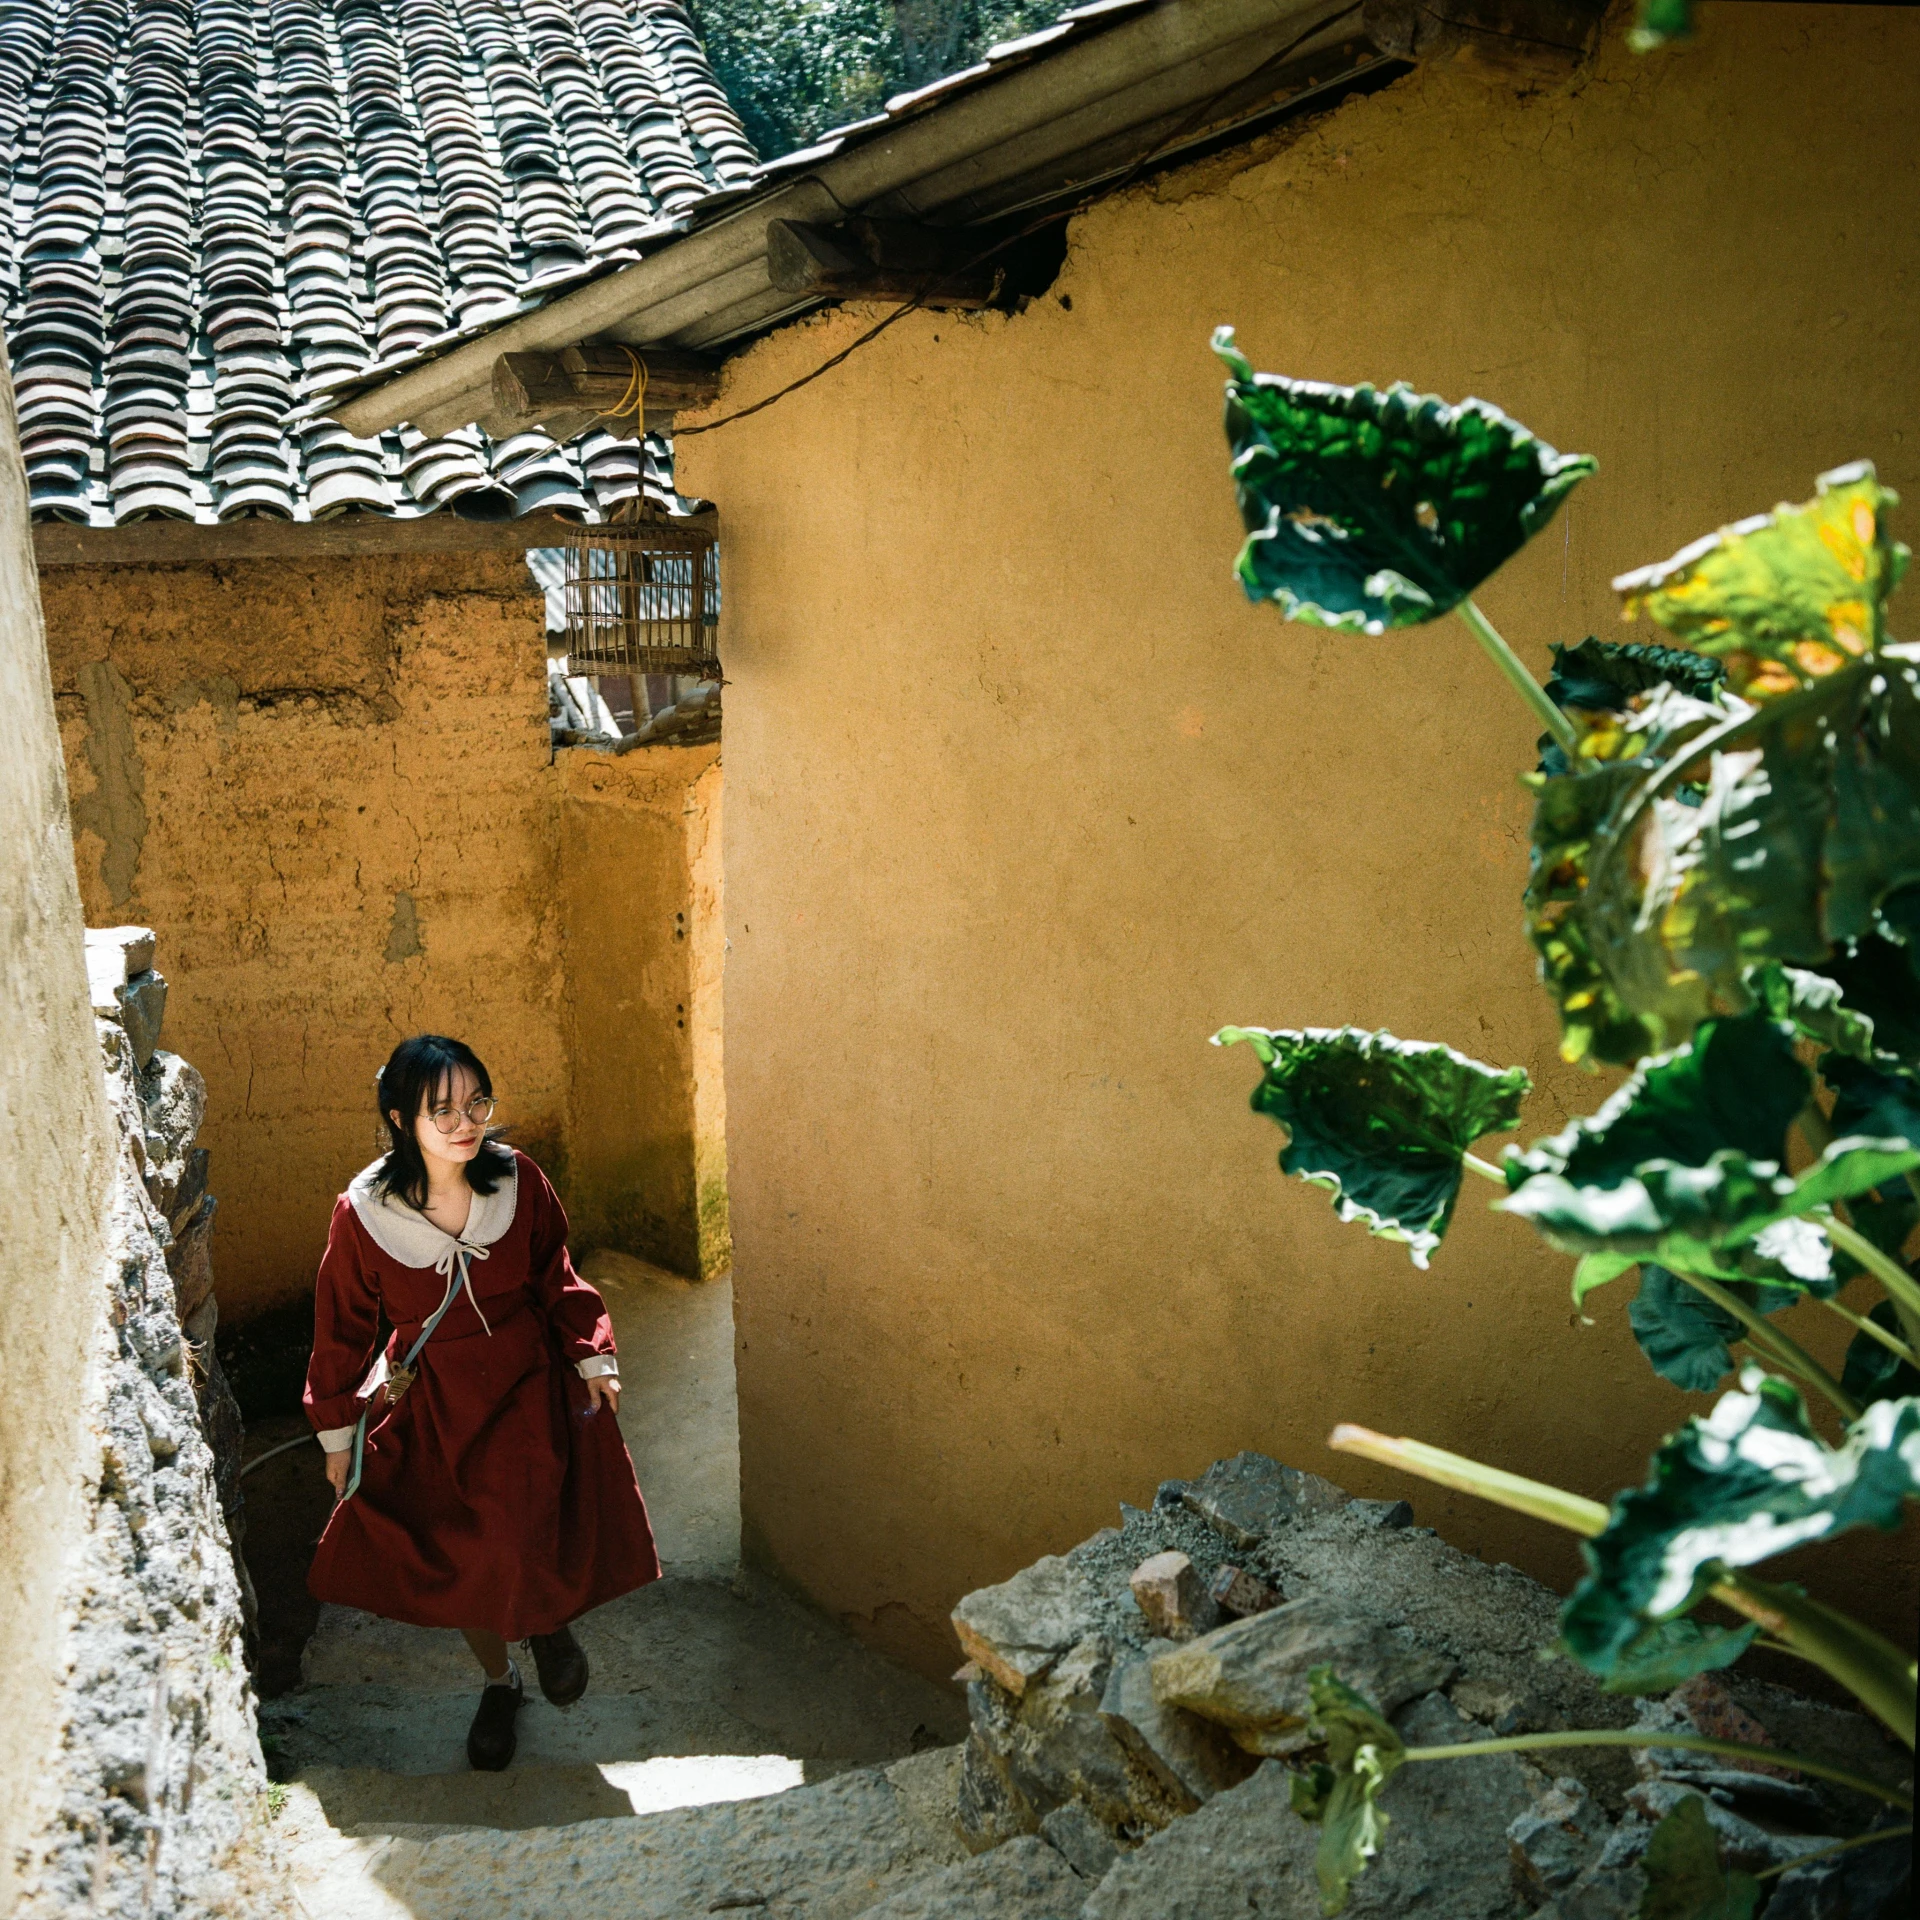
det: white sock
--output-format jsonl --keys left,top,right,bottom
{"left": 485, "top": 1657, "right": 519, "bottom": 1691}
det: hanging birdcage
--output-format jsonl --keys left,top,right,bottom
{"left": 560, "top": 506, "right": 721, "bottom": 679}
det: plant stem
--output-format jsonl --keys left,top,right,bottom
{"left": 1752, "top": 1825, "right": 1913, "bottom": 1881}
{"left": 1461, "top": 1151, "right": 1507, "bottom": 1184}
{"left": 1399, "top": 1730, "right": 1911, "bottom": 1808}
{"left": 1668, "top": 1269, "right": 1861, "bottom": 1421}
{"left": 1817, "top": 1292, "right": 1919, "bottom": 1369}
{"left": 1819, "top": 1212, "right": 1920, "bottom": 1357}
{"left": 1329, "top": 1426, "right": 1610, "bottom": 1535}
{"left": 1457, "top": 600, "right": 1578, "bottom": 755}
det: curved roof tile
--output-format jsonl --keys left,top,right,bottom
{"left": 0, "top": 0, "right": 755, "bottom": 524}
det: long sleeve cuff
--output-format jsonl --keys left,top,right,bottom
{"left": 317, "top": 1426, "right": 356, "bottom": 1453}
{"left": 576, "top": 1355, "right": 619, "bottom": 1380}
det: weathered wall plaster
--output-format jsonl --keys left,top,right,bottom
{"left": 0, "top": 344, "right": 118, "bottom": 1919}
{"left": 680, "top": 7, "right": 1920, "bottom": 1678}
{"left": 40, "top": 555, "right": 722, "bottom": 1315}
{"left": 560, "top": 742, "right": 729, "bottom": 1276}
{"left": 3, "top": 354, "right": 280, "bottom": 1915}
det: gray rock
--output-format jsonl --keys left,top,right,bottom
{"left": 958, "top": 1639, "right": 1167, "bottom": 1846}
{"left": 1128, "top": 1551, "right": 1219, "bottom": 1641}
{"left": 1099, "top": 1644, "right": 1257, "bottom": 1810}
{"left": 957, "top": 1724, "right": 1041, "bottom": 1852}
{"left": 1626, "top": 1780, "right": 1831, "bottom": 1874}
{"left": 1039, "top": 1802, "right": 1121, "bottom": 1880}
{"left": 1180, "top": 1452, "right": 1349, "bottom": 1549}
{"left": 1086, "top": 1694, "right": 1537, "bottom": 1918}
{"left": 1347, "top": 1498, "right": 1414, "bottom": 1529}
{"left": 1508, "top": 1776, "right": 1610, "bottom": 1901}
{"left": 856, "top": 1835, "right": 1085, "bottom": 1919}
{"left": 953, "top": 1555, "right": 1101, "bottom": 1695}
{"left": 118, "top": 968, "right": 168, "bottom": 1067}
{"left": 1765, "top": 1813, "right": 1913, "bottom": 1919}
{"left": 83, "top": 923, "right": 156, "bottom": 1001}
{"left": 1535, "top": 1866, "right": 1649, "bottom": 1920}
{"left": 1150, "top": 1593, "right": 1456, "bottom": 1755}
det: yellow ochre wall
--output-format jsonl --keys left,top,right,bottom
{"left": 40, "top": 550, "right": 722, "bottom": 1317}
{"left": 680, "top": 7, "right": 1920, "bottom": 1678}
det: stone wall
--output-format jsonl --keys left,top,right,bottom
{"left": 38, "top": 552, "right": 725, "bottom": 1318}
{"left": 678, "top": 4, "right": 1920, "bottom": 1678}
{"left": 11, "top": 930, "right": 281, "bottom": 1918}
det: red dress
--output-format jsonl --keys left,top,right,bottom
{"left": 303, "top": 1150, "right": 660, "bottom": 1637}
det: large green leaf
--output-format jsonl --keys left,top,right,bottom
{"left": 1214, "top": 329, "right": 1595, "bottom": 632}
{"left": 1560, "top": 1370, "right": 1920, "bottom": 1678}
{"left": 1629, "top": 0, "right": 1695, "bottom": 54}
{"left": 1628, "top": 1265, "right": 1745, "bottom": 1393}
{"left": 1614, "top": 463, "right": 1909, "bottom": 702}
{"left": 1842, "top": 1302, "right": 1920, "bottom": 1408}
{"left": 1544, "top": 636, "right": 1727, "bottom": 714}
{"left": 1501, "top": 1013, "right": 1920, "bottom": 1277}
{"left": 1747, "top": 962, "right": 1877, "bottom": 1061}
{"left": 1597, "top": 1616, "right": 1758, "bottom": 1696}
{"left": 1287, "top": 1667, "right": 1408, "bottom": 1916}
{"left": 1639, "top": 1794, "right": 1761, "bottom": 1920}
{"left": 1216, "top": 1026, "right": 1530, "bottom": 1268}
{"left": 1809, "top": 934, "right": 1920, "bottom": 1065}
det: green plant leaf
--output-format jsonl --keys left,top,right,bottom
{"left": 1288, "top": 1667, "right": 1409, "bottom": 1916}
{"left": 1628, "top": 1266, "right": 1744, "bottom": 1393}
{"left": 1747, "top": 963, "right": 1876, "bottom": 1060}
{"left": 1501, "top": 1013, "right": 1920, "bottom": 1277}
{"left": 1823, "top": 1054, "right": 1920, "bottom": 1149}
{"left": 1810, "top": 934, "right": 1920, "bottom": 1065}
{"left": 1597, "top": 1617, "right": 1758, "bottom": 1696}
{"left": 1213, "top": 329, "right": 1595, "bottom": 632}
{"left": 1560, "top": 1369, "right": 1920, "bottom": 1680}
{"left": 1544, "top": 636, "right": 1727, "bottom": 713}
{"left": 1629, "top": 0, "right": 1695, "bottom": 54}
{"left": 1614, "top": 463, "right": 1908, "bottom": 702}
{"left": 1841, "top": 1301, "right": 1920, "bottom": 1407}
{"left": 1216, "top": 1026, "right": 1529, "bottom": 1268}
{"left": 1638, "top": 1793, "right": 1761, "bottom": 1920}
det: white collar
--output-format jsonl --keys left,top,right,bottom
{"left": 347, "top": 1154, "right": 519, "bottom": 1273}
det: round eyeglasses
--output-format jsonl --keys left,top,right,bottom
{"left": 429, "top": 1095, "right": 497, "bottom": 1134}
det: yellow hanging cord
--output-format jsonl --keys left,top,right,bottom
{"left": 602, "top": 346, "right": 648, "bottom": 424}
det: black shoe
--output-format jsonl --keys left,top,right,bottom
{"left": 526, "top": 1625, "right": 589, "bottom": 1707}
{"left": 466, "top": 1670, "right": 523, "bottom": 1771}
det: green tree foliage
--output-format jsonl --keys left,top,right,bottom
{"left": 690, "top": 0, "right": 1069, "bottom": 161}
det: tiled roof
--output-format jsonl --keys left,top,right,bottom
{"left": 0, "top": 0, "right": 756, "bottom": 524}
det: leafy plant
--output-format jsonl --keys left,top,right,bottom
{"left": 1210, "top": 336, "right": 1919, "bottom": 1910}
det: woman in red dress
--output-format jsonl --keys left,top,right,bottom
{"left": 304, "top": 1034, "right": 660, "bottom": 1770}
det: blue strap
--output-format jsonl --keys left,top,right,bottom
{"left": 341, "top": 1250, "right": 471, "bottom": 1502}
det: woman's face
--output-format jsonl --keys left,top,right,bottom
{"left": 407, "top": 1065, "right": 490, "bottom": 1166}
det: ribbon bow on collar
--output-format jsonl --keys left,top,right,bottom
{"left": 434, "top": 1238, "right": 494, "bottom": 1336}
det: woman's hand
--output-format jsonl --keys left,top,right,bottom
{"left": 584, "top": 1374, "right": 621, "bottom": 1416}
{"left": 323, "top": 1447, "right": 351, "bottom": 1501}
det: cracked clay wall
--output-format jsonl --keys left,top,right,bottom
{"left": 678, "top": 5, "right": 1920, "bottom": 1681}
{"left": 40, "top": 551, "right": 720, "bottom": 1318}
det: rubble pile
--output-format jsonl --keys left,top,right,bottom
{"left": 940, "top": 1453, "right": 1913, "bottom": 1918}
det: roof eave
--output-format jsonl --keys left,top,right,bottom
{"left": 321, "top": 0, "right": 1383, "bottom": 441}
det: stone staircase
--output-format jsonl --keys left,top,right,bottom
{"left": 255, "top": 1255, "right": 1011, "bottom": 1918}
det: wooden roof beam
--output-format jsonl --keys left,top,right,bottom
{"left": 481, "top": 345, "right": 722, "bottom": 443}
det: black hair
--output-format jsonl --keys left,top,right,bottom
{"left": 373, "top": 1034, "right": 515, "bottom": 1211}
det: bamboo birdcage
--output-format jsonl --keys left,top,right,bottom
{"left": 560, "top": 504, "right": 721, "bottom": 679}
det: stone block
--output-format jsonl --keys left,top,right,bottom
{"left": 117, "top": 969, "right": 168, "bottom": 1068}
{"left": 1099, "top": 1643, "right": 1257, "bottom": 1810}
{"left": 953, "top": 1554, "right": 1101, "bottom": 1696}
{"left": 167, "top": 1196, "right": 218, "bottom": 1321}
{"left": 1508, "top": 1776, "right": 1609, "bottom": 1902}
{"left": 956, "top": 1724, "right": 1039, "bottom": 1852}
{"left": 1764, "top": 1810, "right": 1911, "bottom": 1920}
{"left": 1150, "top": 1593, "right": 1455, "bottom": 1756}
{"left": 84, "top": 924, "right": 156, "bottom": 1002}
{"left": 1635, "top": 1675, "right": 1793, "bottom": 1779}
{"left": 1180, "top": 1451, "right": 1348, "bottom": 1549}
{"left": 1040, "top": 1801, "right": 1120, "bottom": 1880}
{"left": 1348, "top": 1498, "right": 1415, "bottom": 1529}
{"left": 1128, "top": 1552, "right": 1219, "bottom": 1641}
{"left": 856, "top": 1834, "right": 1086, "bottom": 1918}
{"left": 1207, "top": 1563, "right": 1280, "bottom": 1618}
{"left": 1625, "top": 1780, "right": 1829, "bottom": 1875}
{"left": 1086, "top": 1694, "right": 1536, "bottom": 1918}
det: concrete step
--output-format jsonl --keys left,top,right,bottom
{"left": 279, "top": 1748, "right": 976, "bottom": 1920}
